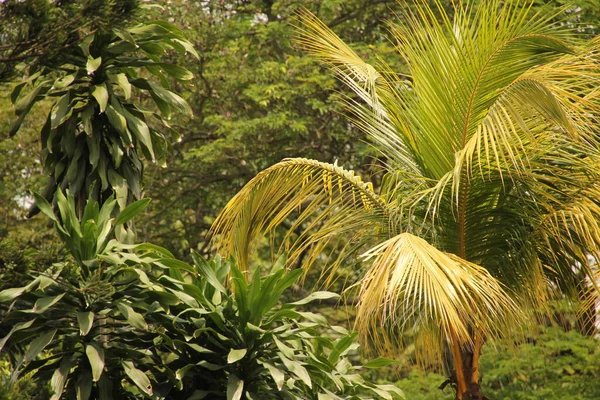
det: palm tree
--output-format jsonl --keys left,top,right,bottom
{"left": 210, "top": 1, "right": 600, "bottom": 399}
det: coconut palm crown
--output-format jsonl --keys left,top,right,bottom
{"left": 211, "top": 1, "right": 600, "bottom": 399}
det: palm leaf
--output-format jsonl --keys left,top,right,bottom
{"left": 355, "top": 233, "right": 521, "bottom": 366}
{"left": 210, "top": 158, "right": 394, "bottom": 277}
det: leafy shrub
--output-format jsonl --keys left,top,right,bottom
{"left": 154, "top": 255, "right": 404, "bottom": 400}
{"left": 480, "top": 326, "right": 600, "bottom": 399}
{"left": 0, "top": 191, "right": 402, "bottom": 399}
{"left": 0, "top": 192, "right": 173, "bottom": 399}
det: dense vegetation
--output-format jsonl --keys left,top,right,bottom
{"left": 1, "top": 1, "right": 599, "bottom": 399}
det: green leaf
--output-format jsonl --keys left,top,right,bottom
{"left": 15, "top": 81, "right": 50, "bottom": 114}
{"left": 113, "top": 73, "right": 132, "bottom": 99}
{"left": 91, "top": 84, "right": 109, "bottom": 113}
{"left": 290, "top": 291, "right": 339, "bottom": 306}
{"left": 226, "top": 374, "right": 244, "bottom": 400}
{"left": 117, "top": 302, "right": 148, "bottom": 330}
{"left": 121, "top": 107, "right": 154, "bottom": 158}
{"left": 171, "top": 38, "right": 199, "bottom": 58}
{"left": 86, "top": 343, "right": 105, "bottom": 382}
{"left": 122, "top": 360, "right": 153, "bottom": 396}
{"left": 0, "top": 319, "right": 35, "bottom": 352}
{"left": 24, "top": 329, "right": 57, "bottom": 363}
{"left": 363, "top": 357, "right": 399, "bottom": 369}
{"left": 105, "top": 105, "right": 130, "bottom": 144}
{"left": 263, "top": 362, "right": 285, "bottom": 391}
{"left": 77, "top": 312, "right": 94, "bottom": 336}
{"left": 50, "top": 93, "right": 71, "bottom": 128}
{"left": 81, "top": 103, "right": 95, "bottom": 135}
{"left": 76, "top": 370, "right": 93, "bottom": 400}
{"left": 158, "top": 258, "right": 195, "bottom": 273}
{"left": 51, "top": 357, "right": 76, "bottom": 400}
{"left": 159, "top": 63, "right": 194, "bottom": 80}
{"left": 87, "top": 57, "right": 102, "bottom": 75}
{"left": 192, "top": 254, "right": 227, "bottom": 293}
{"left": 115, "top": 198, "right": 151, "bottom": 225}
{"left": 227, "top": 348, "right": 247, "bottom": 364}
{"left": 148, "top": 82, "right": 192, "bottom": 116}
{"left": 32, "top": 293, "right": 65, "bottom": 313}
{"left": 0, "top": 286, "right": 26, "bottom": 303}
{"left": 32, "top": 192, "right": 58, "bottom": 222}
{"left": 53, "top": 74, "right": 75, "bottom": 90}
{"left": 280, "top": 356, "right": 311, "bottom": 388}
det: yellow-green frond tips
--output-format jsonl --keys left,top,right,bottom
{"left": 210, "top": 158, "right": 393, "bottom": 271}
{"left": 355, "top": 233, "right": 522, "bottom": 366}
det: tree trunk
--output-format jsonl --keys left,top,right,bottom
{"left": 452, "top": 331, "right": 486, "bottom": 400}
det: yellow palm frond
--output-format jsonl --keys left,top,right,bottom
{"left": 355, "top": 233, "right": 521, "bottom": 366}
{"left": 210, "top": 158, "right": 394, "bottom": 275}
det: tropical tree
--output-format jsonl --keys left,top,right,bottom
{"left": 210, "top": 1, "right": 600, "bottom": 399}
{"left": 8, "top": 19, "right": 195, "bottom": 218}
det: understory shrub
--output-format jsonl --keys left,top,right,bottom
{"left": 0, "top": 191, "right": 402, "bottom": 399}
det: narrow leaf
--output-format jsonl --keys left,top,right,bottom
{"left": 117, "top": 303, "right": 148, "bottom": 330}
{"left": 363, "top": 357, "right": 399, "bottom": 369}
{"left": 85, "top": 343, "right": 105, "bottom": 382}
{"left": 77, "top": 312, "right": 94, "bottom": 336}
{"left": 24, "top": 329, "right": 56, "bottom": 362}
{"left": 226, "top": 374, "right": 244, "bottom": 400}
{"left": 32, "top": 293, "right": 65, "bottom": 313}
{"left": 122, "top": 360, "right": 153, "bottom": 396}
{"left": 115, "top": 198, "right": 151, "bottom": 225}
{"left": 290, "top": 291, "right": 339, "bottom": 306}
{"left": 91, "top": 84, "right": 109, "bottom": 113}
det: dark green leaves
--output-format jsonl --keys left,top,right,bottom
{"left": 9, "top": 19, "right": 196, "bottom": 215}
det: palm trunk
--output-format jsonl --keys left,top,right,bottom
{"left": 452, "top": 330, "right": 485, "bottom": 400}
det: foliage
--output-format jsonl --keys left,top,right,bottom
{"left": 0, "top": 191, "right": 172, "bottom": 399}
{"left": 8, "top": 19, "right": 196, "bottom": 214}
{"left": 395, "top": 370, "right": 454, "bottom": 400}
{"left": 394, "top": 326, "right": 600, "bottom": 400}
{"left": 0, "top": 0, "right": 138, "bottom": 82}
{"left": 210, "top": 0, "right": 600, "bottom": 398}
{"left": 479, "top": 326, "right": 600, "bottom": 399}
{"left": 140, "top": 0, "right": 401, "bottom": 257}
{"left": 154, "top": 255, "right": 403, "bottom": 399}
{"left": 0, "top": 189, "right": 402, "bottom": 399}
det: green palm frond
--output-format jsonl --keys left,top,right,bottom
{"left": 355, "top": 233, "right": 521, "bottom": 364}
{"left": 210, "top": 158, "right": 394, "bottom": 274}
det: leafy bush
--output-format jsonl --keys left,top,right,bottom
{"left": 394, "top": 325, "right": 600, "bottom": 400}
{"left": 480, "top": 326, "right": 600, "bottom": 399}
{"left": 154, "top": 255, "right": 404, "bottom": 400}
{"left": 0, "top": 192, "right": 173, "bottom": 399}
{"left": 0, "top": 191, "right": 402, "bottom": 399}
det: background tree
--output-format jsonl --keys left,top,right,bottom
{"left": 140, "top": 0, "right": 401, "bottom": 256}
{"left": 0, "top": 0, "right": 138, "bottom": 83}
{"left": 210, "top": 1, "right": 600, "bottom": 399}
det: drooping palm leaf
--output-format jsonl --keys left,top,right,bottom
{"left": 355, "top": 233, "right": 521, "bottom": 366}
{"left": 210, "top": 158, "right": 395, "bottom": 276}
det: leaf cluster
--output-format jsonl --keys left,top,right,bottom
{"left": 9, "top": 20, "right": 196, "bottom": 215}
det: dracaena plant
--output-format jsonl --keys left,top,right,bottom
{"left": 153, "top": 255, "right": 404, "bottom": 400}
{"left": 9, "top": 19, "right": 196, "bottom": 215}
{"left": 0, "top": 190, "right": 179, "bottom": 399}
{"left": 210, "top": 1, "right": 600, "bottom": 399}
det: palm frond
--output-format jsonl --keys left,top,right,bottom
{"left": 355, "top": 233, "right": 522, "bottom": 366}
{"left": 210, "top": 158, "right": 394, "bottom": 275}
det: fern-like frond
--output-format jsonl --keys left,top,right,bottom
{"left": 210, "top": 158, "right": 395, "bottom": 276}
